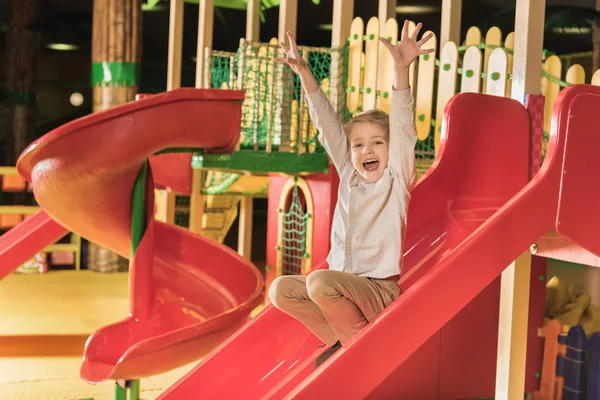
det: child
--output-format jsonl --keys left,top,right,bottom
{"left": 268, "top": 20, "right": 433, "bottom": 368}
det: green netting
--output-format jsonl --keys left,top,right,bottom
{"left": 281, "top": 183, "right": 309, "bottom": 276}
{"left": 207, "top": 41, "right": 351, "bottom": 154}
{"left": 207, "top": 50, "right": 236, "bottom": 89}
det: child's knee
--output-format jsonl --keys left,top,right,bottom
{"left": 268, "top": 276, "right": 292, "bottom": 309}
{"left": 306, "top": 270, "right": 333, "bottom": 301}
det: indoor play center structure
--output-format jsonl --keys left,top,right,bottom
{"left": 2, "top": 0, "right": 600, "bottom": 399}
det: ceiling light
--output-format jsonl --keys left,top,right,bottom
{"left": 47, "top": 43, "right": 79, "bottom": 51}
{"left": 70, "top": 92, "right": 84, "bottom": 107}
{"left": 396, "top": 5, "right": 439, "bottom": 14}
{"left": 318, "top": 24, "right": 333, "bottom": 31}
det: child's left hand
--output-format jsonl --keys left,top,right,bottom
{"left": 380, "top": 20, "right": 434, "bottom": 68}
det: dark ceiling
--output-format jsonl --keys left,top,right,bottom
{"left": 1, "top": 0, "right": 598, "bottom": 65}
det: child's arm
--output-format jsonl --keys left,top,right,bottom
{"left": 381, "top": 21, "right": 434, "bottom": 190}
{"left": 275, "top": 32, "right": 348, "bottom": 174}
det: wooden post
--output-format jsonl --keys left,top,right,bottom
{"left": 495, "top": 253, "right": 533, "bottom": 400}
{"left": 495, "top": 3, "right": 545, "bottom": 396}
{"left": 161, "top": 0, "right": 184, "bottom": 227}
{"left": 377, "top": 0, "right": 395, "bottom": 27}
{"left": 510, "top": 0, "right": 546, "bottom": 101}
{"left": 278, "top": 0, "right": 298, "bottom": 41}
{"left": 246, "top": 0, "right": 260, "bottom": 41}
{"left": 89, "top": 0, "right": 143, "bottom": 273}
{"left": 440, "top": 0, "right": 462, "bottom": 47}
{"left": 5, "top": 0, "right": 39, "bottom": 166}
{"left": 237, "top": 197, "right": 253, "bottom": 259}
{"left": 330, "top": 0, "right": 354, "bottom": 116}
{"left": 167, "top": 0, "right": 184, "bottom": 91}
{"left": 195, "top": 0, "right": 214, "bottom": 88}
{"left": 188, "top": 0, "right": 214, "bottom": 234}
{"left": 594, "top": 0, "right": 600, "bottom": 72}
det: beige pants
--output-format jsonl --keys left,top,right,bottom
{"left": 268, "top": 269, "right": 401, "bottom": 347}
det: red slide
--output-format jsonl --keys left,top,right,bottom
{"left": 0, "top": 210, "right": 68, "bottom": 280}
{"left": 15, "top": 88, "right": 264, "bottom": 382}
{"left": 158, "top": 86, "right": 600, "bottom": 399}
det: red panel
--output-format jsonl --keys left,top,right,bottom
{"left": 15, "top": 88, "right": 264, "bottom": 382}
{"left": 555, "top": 88, "right": 600, "bottom": 257}
{"left": 265, "top": 174, "right": 289, "bottom": 295}
{"left": 366, "top": 332, "right": 441, "bottom": 399}
{"left": 439, "top": 278, "right": 501, "bottom": 399}
{"left": 304, "top": 167, "right": 339, "bottom": 267}
{"left": 148, "top": 153, "right": 193, "bottom": 195}
{"left": 0, "top": 210, "right": 68, "bottom": 280}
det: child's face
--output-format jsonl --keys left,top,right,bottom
{"left": 348, "top": 122, "right": 389, "bottom": 183}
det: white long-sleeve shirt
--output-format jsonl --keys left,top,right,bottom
{"left": 306, "top": 87, "right": 418, "bottom": 279}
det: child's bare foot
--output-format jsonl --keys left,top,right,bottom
{"left": 315, "top": 341, "right": 342, "bottom": 368}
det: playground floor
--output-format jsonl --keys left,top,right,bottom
{"left": 0, "top": 269, "right": 265, "bottom": 400}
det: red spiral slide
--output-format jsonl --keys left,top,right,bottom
{"left": 13, "top": 88, "right": 264, "bottom": 382}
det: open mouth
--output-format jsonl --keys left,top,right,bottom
{"left": 362, "top": 158, "right": 379, "bottom": 172}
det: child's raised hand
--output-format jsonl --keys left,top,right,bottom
{"left": 380, "top": 20, "right": 434, "bottom": 68}
{"left": 274, "top": 31, "right": 308, "bottom": 74}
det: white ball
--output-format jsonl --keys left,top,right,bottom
{"left": 70, "top": 92, "right": 84, "bottom": 107}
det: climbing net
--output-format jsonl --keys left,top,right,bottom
{"left": 281, "top": 184, "right": 309, "bottom": 275}
{"left": 207, "top": 41, "right": 351, "bottom": 153}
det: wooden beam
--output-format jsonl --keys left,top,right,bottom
{"left": 246, "top": 0, "right": 260, "bottom": 41}
{"left": 189, "top": 169, "right": 205, "bottom": 234}
{"left": 278, "top": 0, "right": 298, "bottom": 42}
{"left": 495, "top": 253, "right": 532, "bottom": 400}
{"left": 511, "top": 0, "right": 546, "bottom": 101}
{"left": 331, "top": 0, "right": 353, "bottom": 47}
{"left": 237, "top": 197, "right": 253, "bottom": 259}
{"left": 378, "top": 0, "right": 395, "bottom": 29}
{"left": 195, "top": 0, "right": 214, "bottom": 88}
{"left": 440, "top": 0, "right": 462, "bottom": 47}
{"left": 167, "top": 0, "right": 184, "bottom": 90}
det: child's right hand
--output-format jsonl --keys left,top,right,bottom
{"left": 274, "top": 31, "right": 307, "bottom": 75}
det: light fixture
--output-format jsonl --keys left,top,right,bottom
{"left": 318, "top": 24, "right": 333, "bottom": 31}
{"left": 47, "top": 43, "right": 79, "bottom": 51}
{"left": 70, "top": 92, "right": 84, "bottom": 107}
{"left": 395, "top": 5, "right": 439, "bottom": 14}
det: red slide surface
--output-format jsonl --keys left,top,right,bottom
{"left": 0, "top": 210, "right": 68, "bottom": 280}
{"left": 15, "top": 88, "right": 264, "bottom": 382}
{"left": 159, "top": 86, "right": 600, "bottom": 399}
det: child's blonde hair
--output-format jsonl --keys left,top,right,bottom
{"left": 343, "top": 109, "right": 390, "bottom": 141}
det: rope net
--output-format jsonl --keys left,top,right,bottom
{"left": 207, "top": 41, "right": 351, "bottom": 153}
{"left": 281, "top": 183, "right": 308, "bottom": 275}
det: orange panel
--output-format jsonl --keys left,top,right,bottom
{"left": 1, "top": 174, "right": 27, "bottom": 192}
{"left": 0, "top": 214, "right": 24, "bottom": 228}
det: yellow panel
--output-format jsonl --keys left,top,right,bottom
{"left": 565, "top": 64, "right": 585, "bottom": 85}
{"left": 542, "top": 56, "right": 562, "bottom": 135}
{"left": 377, "top": 18, "right": 398, "bottom": 113}
{"left": 483, "top": 26, "right": 502, "bottom": 93}
{"left": 362, "top": 17, "right": 380, "bottom": 111}
{"left": 460, "top": 46, "right": 482, "bottom": 94}
{"left": 415, "top": 31, "right": 437, "bottom": 141}
{"left": 592, "top": 69, "right": 600, "bottom": 86}
{"left": 465, "top": 26, "right": 482, "bottom": 46}
{"left": 347, "top": 17, "right": 364, "bottom": 113}
{"left": 485, "top": 48, "right": 508, "bottom": 97}
{"left": 435, "top": 41, "right": 458, "bottom": 150}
